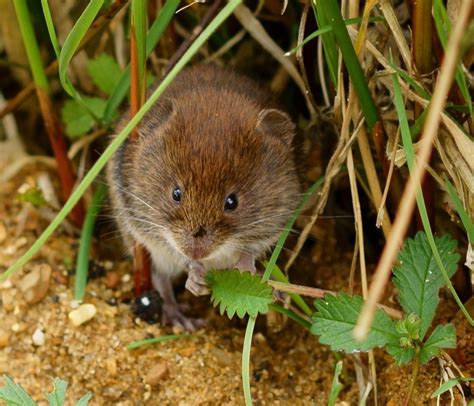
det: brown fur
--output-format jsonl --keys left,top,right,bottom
{"left": 107, "top": 64, "right": 300, "bottom": 265}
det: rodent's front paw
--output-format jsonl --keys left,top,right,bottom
{"left": 185, "top": 272, "right": 210, "bottom": 296}
{"left": 186, "top": 263, "right": 210, "bottom": 296}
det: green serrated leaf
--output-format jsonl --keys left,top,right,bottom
{"left": 393, "top": 232, "right": 460, "bottom": 339}
{"left": 205, "top": 270, "right": 273, "bottom": 319}
{"left": 0, "top": 375, "right": 37, "bottom": 406}
{"left": 386, "top": 344, "right": 416, "bottom": 365}
{"left": 46, "top": 378, "right": 67, "bottom": 406}
{"left": 86, "top": 54, "right": 123, "bottom": 96}
{"left": 419, "top": 324, "right": 456, "bottom": 364}
{"left": 311, "top": 293, "right": 400, "bottom": 353}
{"left": 61, "top": 97, "right": 106, "bottom": 138}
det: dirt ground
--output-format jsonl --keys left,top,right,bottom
{"left": 0, "top": 166, "right": 473, "bottom": 405}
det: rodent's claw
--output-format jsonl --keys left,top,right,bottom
{"left": 161, "top": 303, "right": 206, "bottom": 331}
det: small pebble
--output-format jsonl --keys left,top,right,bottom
{"left": 121, "top": 273, "right": 131, "bottom": 283}
{"left": 145, "top": 362, "right": 168, "bottom": 386}
{"left": 0, "top": 279, "right": 13, "bottom": 289}
{"left": 68, "top": 303, "right": 97, "bottom": 327}
{"left": 11, "top": 323, "right": 21, "bottom": 332}
{"left": 106, "top": 358, "right": 117, "bottom": 376}
{"left": 19, "top": 264, "right": 52, "bottom": 304}
{"left": 0, "top": 329, "right": 10, "bottom": 347}
{"left": 210, "top": 348, "right": 233, "bottom": 367}
{"left": 0, "top": 222, "right": 7, "bottom": 243}
{"left": 103, "top": 260, "right": 113, "bottom": 270}
{"left": 177, "top": 345, "right": 197, "bottom": 357}
{"left": 69, "top": 300, "right": 80, "bottom": 309}
{"left": 32, "top": 328, "right": 45, "bottom": 346}
{"left": 1, "top": 290, "right": 16, "bottom": 312}
{"left": 105, "top": 272, "right": 121, "bottom": 289}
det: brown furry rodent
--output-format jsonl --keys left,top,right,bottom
{"left": 107, "top": 65, "right": 300, "bottom": 329}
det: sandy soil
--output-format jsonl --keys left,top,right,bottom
{"left": 0, "top": 166, "right": 472, "bottom": 405}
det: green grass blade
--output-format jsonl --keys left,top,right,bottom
{"left": 41, "top": 0, "right": 61, "bottom": 58}
{"left": 126, "top": 334, "right": 189, "bottom": 350}
{"left": 311, "top": 0, "right": 338, "bottom": 86}
{"left": 242, "top": 177, "right": 324, "bottom": 405}
{"left": 287, "top": 16, "right": 384, "bottom": 56}
{"left": 59, "top": 0, "right": 104, "bottom": 100}
{"left": 263, "top": 178, "right": 324, "bottom": 282}
{"left": 266, "top": 262, "right": 312, "bottom": 316}
{"left": 268, "top": 303, "right": 311, "bottom": 329}
{"left": 445, "top": 178, "right": 474, "bottom": 241}
{"left": 0, "top": 0, "right": 243, "bottom": 283}
{"left": 320, "top": 0, "right": 380, "bottom": 130}
{"left": 391, "top": 64, "right": 431, "bottom": 100}
{"left": 391, "top": 71, "right": 474, "bottom": 327}
{"left": 328, "top": 360, "right": 343, "bottom": 406}
{"left": 103, "top": 0, "right": 180, "bottom": 123}
{"left": 14, "top": 0, "right": 49, "bottom": 90}
{"left": 74, "top": 183, "right": 108, "bottom": 301}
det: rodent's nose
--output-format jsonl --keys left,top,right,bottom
{"left": 192, "top": 226, "right": 207, "bottom": 238}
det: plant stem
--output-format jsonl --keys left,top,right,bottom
{"left": 412, "top": 0, "right": 435, "bottom": 229}
{"left": 130, "top": 0, "right": 152, "bottom": 296}
{"left": 404, "top": 355, "right": 420, "bottom": 406}
{"left": 14, "top": 0, "right": 84, "bottom": 227}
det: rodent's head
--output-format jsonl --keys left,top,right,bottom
{"left": 115, "top": 97, "right": 300, "bottom": 263}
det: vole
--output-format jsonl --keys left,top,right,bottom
{"left": 107, "top": 65, "right": 300, "bottom": 330}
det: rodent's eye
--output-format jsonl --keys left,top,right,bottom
{"left": 224, "top": 193, "right": 238, "bottom": 212}
{"left": 172, "top": 187, "right": 182, "bottom": 203}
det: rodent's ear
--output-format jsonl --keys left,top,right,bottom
{"left": 255, "top": 108, "right": 295, "bottom": 146}
{"left": 139, "top": 98, "right": 175, "bottom": 138}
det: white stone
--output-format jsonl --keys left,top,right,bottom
{"left": 32, "top": 328, "right": 45, "bottom": 346}
{"left": 68, "top": 303, "right": 97, "bottom": 327}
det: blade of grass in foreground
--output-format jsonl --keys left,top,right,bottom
{"left": 0, "top": 0, "right": 244, "bottom": 283}
{"left": 74, "top": 183, "right": 108, "bottom": 301}
{"left": 103, "top": 0, "right": 180, "bottom": 123}
{"left": 320, "top": 0, "right": 380, "bottom": 130}
{"left": 59, "top": 0, "right": 104, "bottom": 102}
{"left": 242, "top": 177, "right": 324, "bottom": 406}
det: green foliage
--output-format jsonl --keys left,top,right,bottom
{"left": 205, "top": 269, "right": 273, "bottom": 318}
{"left": 0, "top": 376, "right": 91, "bottom": 406}
{"left": 392, "top": 232, "right": 459, "bottom": 339}
{"left": 0, "top": 375, "right": 36, "bottom": 406}
{"left": 311, "top": 293, "right": 399, "bottom": 353}
{"left": 17, "top": 187, "right": 46, "bottom": 207}
{"left": 61, "top": 97, "right": 106, "bottom": 138}
{"left": 431, "top": 377, "right": 474, "bottom": 398}
{"left": 419, "top": 324, "right": 456, "bottom": 364}
{"left": 311, "top": 232, "right": 459, "bottom": 366}
{"left": 86, "top": 54, "right": 123, "bottom": 96}
{"left": 328, "top": 361, "right": 343, "bottom": 406}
